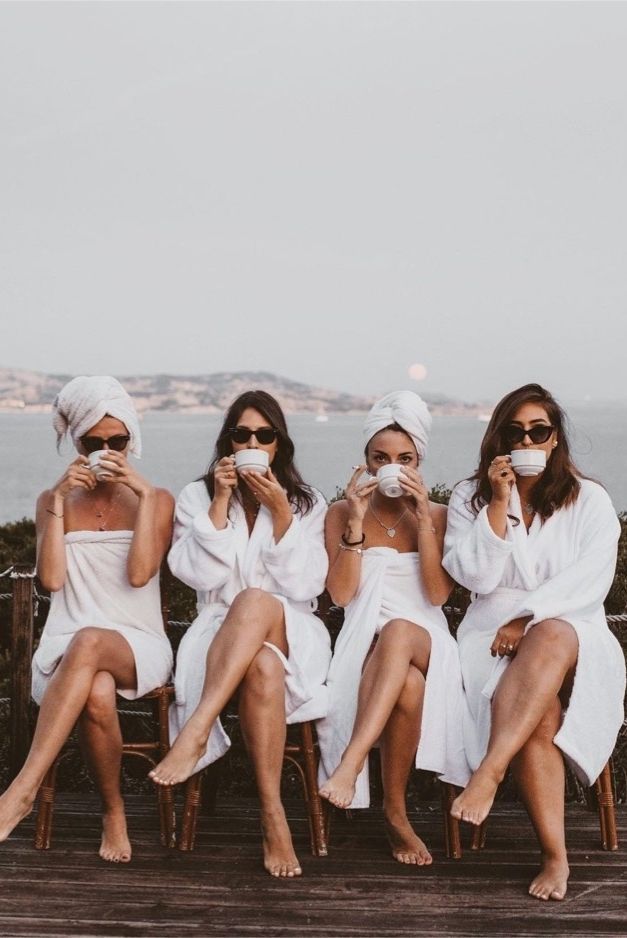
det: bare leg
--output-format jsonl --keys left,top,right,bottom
{"left": 150, "top": 588, "right": 288, "bottom": 786}
{"left": 379, "top": 664, "right": 432, "bottom": 865}
{"left": 451, "top": 619, "right": 578, "bottom": 825}
{"left": 0, "top": 628, "right": 136, "bottom": 842}
{"left": 512, "top": 699, "right": 569, "bottom": 901}
{"left": 77, "top": 671, "right": 131, "bottom": 863}
{"left": 239, "top": 648, "right": 301, "bottom": 878}
{"left": 319, "top": 619, "right": 431, "bottom": 809}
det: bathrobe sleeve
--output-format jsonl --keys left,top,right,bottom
{"left": 443, "top": 481, "right": 514, "bottom": 594}
{"left": 168, "top": 482, "right": 237, "bottom": 592}
{"left": 261, "top": 491, "right": 329, "bottom": 602}
{"left": 515, "top": 485, "right": 620, "bottom": 626}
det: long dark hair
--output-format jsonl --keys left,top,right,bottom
{"left": 469, "top": 383, "right": 581, "bottom": 520}
{"left": 202, "top": 390, "right": 316, "bottom": 515}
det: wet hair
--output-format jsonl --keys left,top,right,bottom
{"left": 469, "top": 383, "right": 582, "bottom": 520}
{"left": 201, "top": 390, "right": 316, "bottom": 515}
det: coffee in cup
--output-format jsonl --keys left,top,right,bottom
{"left": 376, "top": 464, "right": 405, "bottom": 497}
{"left": 234, "top": 449, "right": 270, "bottom": 475}
{"left": 509, "top": 449, "right": 546, "bottom": 477}
{"left": 88, "top": 450, "right": 114, "bottom": 481}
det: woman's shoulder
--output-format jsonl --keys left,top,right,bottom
{"left": 177, "top": 479, "right": 210, "bottom": 507}
{"left": 574, "top": 478, "right": 616, "bottom": 514}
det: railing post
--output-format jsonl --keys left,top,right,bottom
{"left": 9, "top": 564, "right": 35, "bottom": 780}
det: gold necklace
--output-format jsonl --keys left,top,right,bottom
{"left": 368, "top": 497, "right": 408, "bottom": 538}
{"left": 91, "top": 489, "right": 121, "bottom": 531}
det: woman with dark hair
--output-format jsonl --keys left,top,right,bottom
{"left": 149, "top": 391, "right": 330, "bottom": 878}
{"left": 443, "top": 383, "right": 625, "bottom": 901}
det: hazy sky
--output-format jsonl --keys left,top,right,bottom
{"left": 1, "top": 2, "right": 626, "bottom": 404}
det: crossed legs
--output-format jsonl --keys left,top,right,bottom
{"left": 149, "top": 588, "right": 301, "bottom": 877}
{"left": 0, "top": 628, "right": 136, "bottom": 850}
{"left": 319, "top": 619, "right": 433, "bottom": 865}
{"left": 451, "top": 618, "right": 578, "bottom": 900}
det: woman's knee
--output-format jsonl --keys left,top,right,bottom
{"left": 525, "top": 619, "right": 578, "bottom": 660}
{"left": 241, "top": 647, "right": 285, "bottom": 699}
{"left": 82, "top": 671, "right": 117, "bottom": 723}
{"left": 65, "top": 627, "right": 107, "bottom": 662}
{"left": 231, "top": 587, "right": 281, "bottom": 618}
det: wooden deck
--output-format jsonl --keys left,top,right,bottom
{"left": 0, "top": 796, "right": 625, "bottom": 937}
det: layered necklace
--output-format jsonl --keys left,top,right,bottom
{"left": 368, "top": 496, "right": 408, "bottom": 538}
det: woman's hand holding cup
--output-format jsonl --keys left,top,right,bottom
{"left": 345, "top": 465, "right": 377, "bottom": 521}
{"left": 488, "top": 455, "right": 515, "bottom": 503}
{"left": 213, "top": 456, "right": 238, "bottom": 502}
{"left": 52, "top": 456, "right": 96, "bottom": 499}
{"left": 398, "top": 466, "right": 431, "bottom": 526}
{"left": 90, "top": 450, "right": 155, "bottom": 498}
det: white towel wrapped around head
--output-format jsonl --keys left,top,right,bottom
{"left": 53, "top": 376, "right": 142, "bottom": 457}
{"left": 363, "top": 390, "right": 432, "bottom": 459}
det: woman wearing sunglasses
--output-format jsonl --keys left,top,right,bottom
{"left": 149, "top": 390, "right": 330, "bottom": 879}
{"left": 443, "top": 383, "right": 624, "bottom": 901}
{"left": 0, "top": 376, "right": 174, "bottom": 862}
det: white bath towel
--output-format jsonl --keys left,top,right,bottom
{"left": 316, "top": 547, "right": 470, "bottom": 808}
{"left": 362, "top": 391, "right": 432, "bottom": 457}
{"left": 167, "top": 481, "right": 332, "bottom": 773}
{"left": 32, "top": 531, "right": 173, "bottom": 703}
{"left": 53, "top": 375, "right": 142, "bottom": 457}
{"left": 443, "top": 478, "right": 625, "bottom": 785}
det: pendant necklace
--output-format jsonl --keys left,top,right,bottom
{"left": 368, "top": 497, "right": 408, "bottom": 538}
{"left": 91, "top": 489, "right": 120, "bottom": 532}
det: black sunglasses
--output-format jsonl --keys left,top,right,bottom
{"left": 502, "top": 424, "right": 554, "bottom": 446}
{"left": 227, "top": 426, "right": 278, "bottom": 445}
{"left": 80, "top": 434, "right": 130, "bottom": 454}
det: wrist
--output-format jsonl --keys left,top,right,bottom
{"left": 345, "top": 518, "right": 364, "bottom": 537}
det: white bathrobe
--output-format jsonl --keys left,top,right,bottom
{"left": 167, "top": 480, "right": 332, "bottom": 773}
{"left": 32, "top": 531, "right": 173, "bottom": 703}
{"left": 317, "top": 547, "right": 471, "bottom": 808}
{"left": 443, "top": 478, "right": 625, "bottom": 786}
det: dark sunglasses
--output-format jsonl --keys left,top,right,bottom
{"left": 227, "top": 426, "right": 278, "bottom": 445}
{"left": 80, "top": 434, "right": 130, "bottom": 454}
{"left": 502, "top": 424, "right": 554, "bottom": 446}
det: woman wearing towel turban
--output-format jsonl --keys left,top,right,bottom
{"left": 149, "top": 390, "right": 331, "bottom": 879}
{"left": 317, "top": 391, "right": 469, "bottom": 865}
{"left": 443, "top": 383, "right": 625, "bottom": 900}
{"left": 0, "top": 376, "right": 174, "bottom": 863}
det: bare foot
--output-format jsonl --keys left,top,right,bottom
{"left": 0, "top": 784, "right": 36, "bottom": 842}
{"left": 99, "top": 806, "right": 132, "bottom": 863}
{"left": 319, "top": 761, "right": 360, "bottom": 809}
{"left": 450, "top": 765, "right": 502, "bottom": 825}
{"left": 384, "top": 810, "right": 432, "bottom": 866}
{"left": 148, "top": 721, "right": 208, "bottom": 786}
{"left": 529, "top": 855, "right": 569, "bottom": 901}
{"left": 260, "top": 806, "right": 302, "bottom": 878}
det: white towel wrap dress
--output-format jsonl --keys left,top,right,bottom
{"left": 167, "top": 481, "right": 331, "bottom": 774}
{"left": 32, "top": 530, "right": 173, "bottom": 704}
{"left": 317, "top": 546, "right": 471, "bottom": 808}
{"left": 443, "top": 478, "right": 625, "bottom": 786}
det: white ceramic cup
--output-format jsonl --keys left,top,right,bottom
{"left": 376, "top": 464, "right": 405, "bottom": 497}
{"left": 88, "top": 450, "right": 114, "bottom": 481}
{"left": 509, "top": 449, "right": 546, "bottom": 477}
{"left": 234, "top": 449, "right": 270, "bottom": 475}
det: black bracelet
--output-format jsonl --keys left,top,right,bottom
{"left": 341, "top": 532, "right": 365, "bottom": 547}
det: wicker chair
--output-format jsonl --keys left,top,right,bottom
{"left": 34, "top": 684, "right": 176, "bottom": 849}
{"left": 443, "top": 758, "right": 619, "bottom": 857}
{"left": 178, "top": 720, "right": 328, "bottom": 856}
